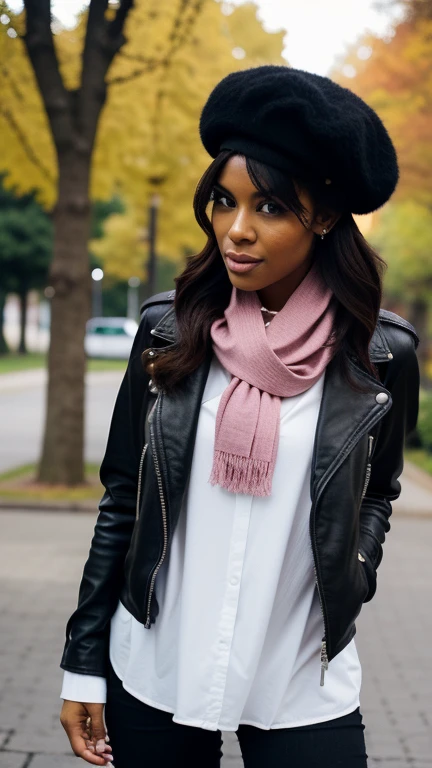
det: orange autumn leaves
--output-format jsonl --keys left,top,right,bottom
{"left": 335, "top": 9, "right": 432, "bottom": 305}
{"left": 335, "top": 14, "right": 432, "bottom": 208}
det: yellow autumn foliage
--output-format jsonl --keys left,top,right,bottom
{"left": 0, "top": 0, "right": 285, "bottom": 281}
{"left": 92, "top": 207, "right": 149, "bottom": 282}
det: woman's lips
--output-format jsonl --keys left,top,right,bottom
{"left": 225, "top": 255, "right": 263, "bottom": 273}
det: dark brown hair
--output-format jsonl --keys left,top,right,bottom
{"left": 144, "top": 149, "right": 386, "bottom": 394}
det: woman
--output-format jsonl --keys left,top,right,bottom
{"left": 60, "top": 66, "right": 420, "bottom": 768}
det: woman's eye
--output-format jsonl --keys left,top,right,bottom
{"left": 211, "top": 192, "right": 282, "bottom": 214}
{"left": 213, "top": 193, "right": 235, "bottom": 208}
{"left": 260, "top": 201, "right": 282, "bottom": 215}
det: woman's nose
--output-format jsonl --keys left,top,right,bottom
{"left": 228, "top": 209, "right": 256, "bottom": 243}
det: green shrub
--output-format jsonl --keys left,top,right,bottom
{"left": 417, "top": 390, "right": 432, "bottom": 452}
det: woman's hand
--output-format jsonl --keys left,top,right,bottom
{"left": 60, "top": 700, "right": 113, "bottom": 765}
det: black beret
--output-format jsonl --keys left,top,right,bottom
{"left": 199, "top": 66, "right": 399, "bottom": 215}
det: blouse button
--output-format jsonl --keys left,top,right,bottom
{"left": 375, "top": 392, "right": 388, "bottom": 404}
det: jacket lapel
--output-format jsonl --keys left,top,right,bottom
{"left": 157, "top": 351, "right": 211, "bottom": 522}
{"left": 151, "top": 306, "right": 211, "bottom": 526}
{"left": 310, "top": 354, "right": 392, "bottom": 505}
{"left": 150, "top": 305, "right": 177, "bottom": 343}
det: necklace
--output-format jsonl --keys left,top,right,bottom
{"left": 260, "top": 305, "right": 278, "bottom": 327}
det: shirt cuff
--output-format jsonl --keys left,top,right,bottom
{"left": 60, "top": 670, "right": 107, "bottom": 704}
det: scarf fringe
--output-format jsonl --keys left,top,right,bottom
{"left": 209, "top": 450, "right": 272, "bottom": 497}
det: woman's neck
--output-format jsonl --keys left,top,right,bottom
{"left": 257, "top": 256, "right": 314, "bottom": 312}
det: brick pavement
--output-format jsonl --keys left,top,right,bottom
{"left": 0, "top": 509, "right": 430, "bottom": 768}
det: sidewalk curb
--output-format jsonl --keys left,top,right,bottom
{"left": 0, "top": 499, "right": 97, "bottom": 513}
{"left": 1, "top": 502, "right": 431, "bottom": 519}
{"left": 0, "top": 461, "right": 431, "bottom": 517}
{"left": 403, "top": 459, "right": 432, "bottom": 492}
{"left": 0, "top": 368, "right": 123, "bottom": 394}
{"left": 392, "top": 506, "right": 432, "bottom": 519}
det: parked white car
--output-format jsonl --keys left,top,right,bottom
{"left": 85, "top": 317, "right": 138, "bottom": 359}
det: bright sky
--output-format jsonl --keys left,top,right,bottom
{"left": 233, "top": 0, "right": 405, "bottom": 75}
{"left": 6, "top": 0, "right": 405, "bottom": 76}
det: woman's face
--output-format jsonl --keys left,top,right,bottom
{"left": 211, "top": 155, "right": 325, "bottom": 311}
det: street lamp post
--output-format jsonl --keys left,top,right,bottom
{"left": 127, "top": 276, "right": 141, "bottom": 321}
{"left": 147, "top": 193, "right": 161, "bottom": 299}
{"left": 91, "top": 268, "right": 104, "bottom": 317}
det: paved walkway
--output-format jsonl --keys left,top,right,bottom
{"left": 0, "top": 370, "right": 123, "bottom": 474}
{"left": 0, "top": 369, "right": 123, "bottom": 395}
{"left": 392, "top": 460, "right": 432, "bottom": 517}
{"left": 0, "top": 508, "right": 431, "bottom": 768}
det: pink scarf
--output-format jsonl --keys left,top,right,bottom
{"left": 209, "top": 262, "right": 337, "bottom": 497}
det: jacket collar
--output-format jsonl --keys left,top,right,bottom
{"left": 151, "top": 304, "right": 393, "bottom": 363}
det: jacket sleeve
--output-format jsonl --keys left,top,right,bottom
{"left": 359, "top": 326, "right": 420, "bottom": 602}
{"left": 60, "top": 311, "right": 153, "bottom": 676}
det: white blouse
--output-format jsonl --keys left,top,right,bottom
{"left": 61, "top": 354, "right": 361, "bottom": 730}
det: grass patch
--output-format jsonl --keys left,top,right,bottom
{"left": 0, "top": 462, "right": 103, "bottom": 503}
{"left": 87, "top": 358, "right": 127, "bottom": 372}
{"left": 0, "top": 463, "right": 37, "bottom": 482}
{"left": 0, "top": 353, "right": 127, "bottom": 375}
{"left": 405, "top": 448, "right": 432, "bottom": 477}
{"left": 0, "top": 353, "right": 46, "bottom": 374}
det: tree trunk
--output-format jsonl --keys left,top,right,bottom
{"left": 147, "top": 196, "right": 159, "bottom": 299}
{"left": 407, "top": 296, "right": 428, "bottom": 384}
{"left": 37, "top": 152, "right": 91, "bottom": 484}
{"left": 0, "top": 291, "right": 9, "bottom": 355}
{"left": 18, "top": 289, "right": 28, "bottom": 355}
{"left": 23, "top": 0, "right": 135, "bottom": 484}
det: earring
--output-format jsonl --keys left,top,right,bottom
{"left": 321, "top": 228, "right": 328, "bottom": 240}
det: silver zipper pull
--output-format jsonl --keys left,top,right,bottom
{"left": 135, "top": 444, "right": 148, "bottom": 520}
{"left": 361, "top": 435, "right": 375, "bottom": 501}
{"left": 148, "top": 395, "right": 159, "bottom": 424}
{"left": 320, "top": 640, "right": 328, "bottom": 686}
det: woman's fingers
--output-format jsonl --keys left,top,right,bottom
{"left": 60, "top": 700, "right": 113, "bottom": 765}
{"left": 68, "top": 726, "right": 111, "bottom": 764}
{"left": 85, "top": 704, "right": 113, "bottom": 762}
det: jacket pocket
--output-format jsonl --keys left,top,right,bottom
{"left": 357, "top": 548, "right": 377, "bottom": 602}
{"left": 357, "top": 552, "right": 369, "bottom": 592}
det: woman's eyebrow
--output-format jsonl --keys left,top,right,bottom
{"left": 213, "top": 182, "right": 265, "bottom": 200}
{"left": 213, "top": 182, "right": 234, "bottom": 198}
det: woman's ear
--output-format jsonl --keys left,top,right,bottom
{"left": 311, "top": 208, "right": 341, "bottom": 237}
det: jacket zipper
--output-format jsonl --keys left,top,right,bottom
{"left": 144, "top": 395, "right": 168, "bottom": 628}
{"left": 320, "top": 640, "right": 329, "bottom": 686}
{"left": 312, "top": 431, "right": 375, "bottom": 687}
{"left": 310, "top": 524, "right": 329, "bottom": 687}
{"left": 361, "top": 435, "right": 374, "bottom": 501}
{"left": 135, "top": 444, "right": 148, "bottom": 521}
{"left": 136, "top": 398, "right": 159, "bottom": 521}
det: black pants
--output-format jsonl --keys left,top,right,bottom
{"left": 105, "top": 662, "right": 368, "bottom": 768}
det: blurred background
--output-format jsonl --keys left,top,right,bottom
{"left": 0, "top": 2, "right": 431, "bottom": 767}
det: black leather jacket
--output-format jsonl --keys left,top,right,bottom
{"left": 61, "top": 290, "right": 420, "bottom": 684}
